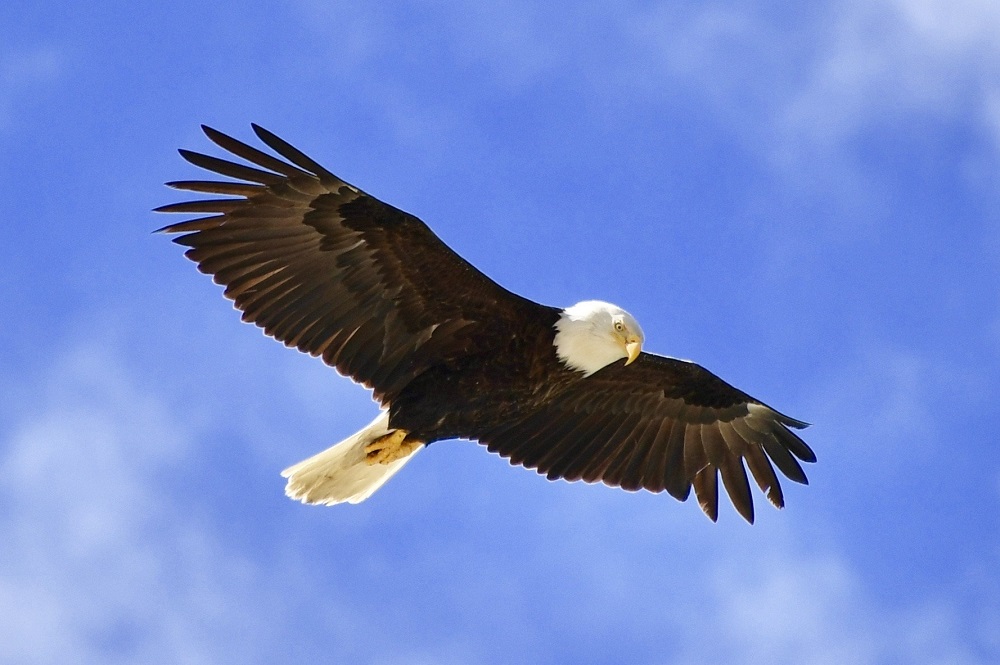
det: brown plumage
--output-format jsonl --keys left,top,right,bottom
{"left": 157, "top": 125, "right": 816, "bottom": 523}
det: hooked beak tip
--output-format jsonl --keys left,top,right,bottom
{"left": 624, "top": 341, "right": 641, "bottom": 365}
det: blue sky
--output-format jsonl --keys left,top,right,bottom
{"left": 2, "top": 1, "right": 999, "bottom": 663}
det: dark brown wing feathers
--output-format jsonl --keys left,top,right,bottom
{"left": 157, "top": 125, "right": 545, "bottom": 403}
{"left": 159, "top": 125, "right": 815, "bottom": 523}
{"left": 482, "top": 353, "right": 814, "bottom": 523}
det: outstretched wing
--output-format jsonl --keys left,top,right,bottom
{"left": 157, "top": 125, "right": 548, "bottom": 402}
{"left": 480, "top": 353, "right": 815, "bottom": 523}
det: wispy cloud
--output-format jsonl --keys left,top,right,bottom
{"left": 690, "top": 550, "right": 987, "bottom": 664}
{"left": 0, "top": 45, "right": 62, "bottom": 131}
{"left": 780, "top": 0, "right": 1000, "bottom": 148}
{"left": 0, "top": 342, "right": 348, "bottom": 664}
{"left": 628, "top": 0, "right": 1000, "bottom": 159}
{"left": 288, "top": 0, "right": 1000, "bottom": 239}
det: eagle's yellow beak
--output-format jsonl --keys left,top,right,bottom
{"left": 624, "top": 340, "right": 642, "bottom": 366}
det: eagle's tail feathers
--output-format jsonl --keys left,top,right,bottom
{"left": 281, "top": 411, "right": 421, "bottom": 505}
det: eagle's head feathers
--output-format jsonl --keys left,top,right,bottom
{"left": 553, "top": 300, "right": 644, "bottom": 376}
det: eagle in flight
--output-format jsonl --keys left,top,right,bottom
{"left": 157, "top": 125, "right": 815, "bottom": 523}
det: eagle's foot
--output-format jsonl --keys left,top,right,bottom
{"left": 364, "top": 430, "right": 421, "bottom": 465}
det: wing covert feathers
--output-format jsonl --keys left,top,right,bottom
{"left": 160, "top": 126, "right": 815, "bottom": 523}
{"left": 481, "top": 354, "right": 814, "bottom": 523}
{"left": 157, "top": 125, "right": 545, "bottom": 403}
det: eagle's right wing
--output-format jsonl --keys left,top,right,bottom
{"left": 479, "top": 353, "right": 815, "bottom": 523}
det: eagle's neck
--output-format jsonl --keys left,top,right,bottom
{"left": 552, "top": 303, "right": 626, "bottom": 377}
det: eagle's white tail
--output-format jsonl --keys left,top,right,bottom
{"left": 281, "top": 411, "right": 421, "bottom": 505}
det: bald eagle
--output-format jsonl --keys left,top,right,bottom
{"left": 157, "top": 125, "right": 815, "bottom": 523}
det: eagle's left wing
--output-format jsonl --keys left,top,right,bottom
{"left": 479, "top": 353, "right": 815, "bottom": 523}
{"left": 156, "top": 125, "right": 554, "bottom": 403}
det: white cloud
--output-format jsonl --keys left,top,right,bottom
{"left": 688, "top": 551, "right": 985, "bottom": 665}
{"left": 892, "top": 0, "right": 1000, "bottom": 53}
{"left": 293, "top": 0, "right": 1000, "bottom": 160}
{"left": 621, "top": 0, "right": 1000, "bottom": 172}
{"left": 805, "top": 333, "right": 1000, "bottom": 487}
{"left": 781, "top": 0, "right": 1000, "bottom": 147}
{"left": 0, "top": 342, "right": 340, "bottom": 664}
{"left": 0, "top": 45, "right": 62, "bottom": 131}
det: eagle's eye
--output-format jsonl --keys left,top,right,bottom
{"left": 614, "top": 321, "right": 625, "bottom": 332}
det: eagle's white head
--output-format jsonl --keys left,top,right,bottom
{"left": 553, "top": 300, "right": 644, "bottom": 376}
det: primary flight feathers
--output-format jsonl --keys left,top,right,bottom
{"left": 157, "top": 124, "right": 815, "bottom": 523}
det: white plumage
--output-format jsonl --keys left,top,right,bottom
{"left": 553, "top": 300, "right": 644, "bottom": 376}
{"left": 281, "top": 411, "right": 422, "bottom": 505}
